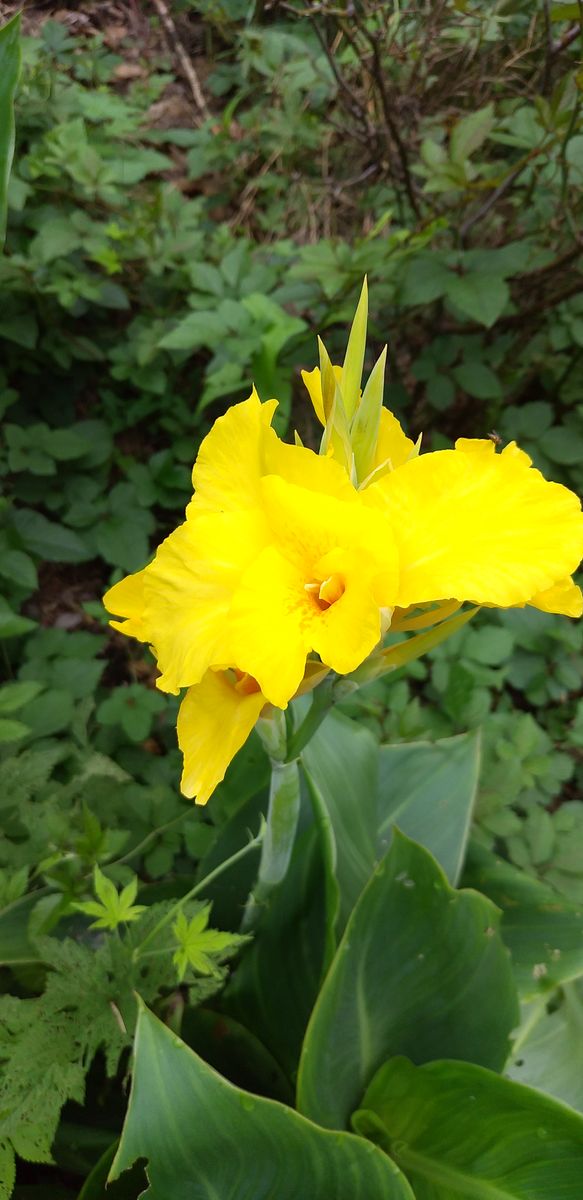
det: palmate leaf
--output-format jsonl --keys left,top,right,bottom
{"left": 110, "top": 1004, "right": 415, "bottom": 1199}
{"left": 172, "top": 905, "right": 247, "bottom": 980}
{"left": 0, "top": 908, "right": 226, "bottom": 1175}
{"left": 353, "top": 1056, "right": 583, "bottom": 1198}
{"left": 73, "top": 866, "right": 146, "bottom": 930}
{"left": 296, "top": 833, "right": 519, "bottom": 1131}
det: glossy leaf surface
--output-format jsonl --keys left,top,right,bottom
{"left": 297, "top": 833, "right": 518, "bottom": 1129}
{"left": 354, "top": 1055, "right": 583, "bottom": 1198}
{"left": 110, "top": 1004, "right": 415, "bottom": 1199}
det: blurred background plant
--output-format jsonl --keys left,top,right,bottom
{"left": 1, "top": 0, "right": 583, "bottom": 1193}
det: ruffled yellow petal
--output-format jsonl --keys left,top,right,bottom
{"left": 530, "top": 577, "right": 583, "bottom": 618}
{"left": 309, "top": 548, "right": 388, "bottom": 675}
{"left": 301, "top": 364, "right": 343, "bottom": 426}
{"left": 177, "top": 670, "right": 266, "bottom": 804}
{"left": 104, "top": 568, "right": 149, "bottom": 640}
{"left": 191, "top": 390, "right": 278, "bottom": 513}
{"left": 367, "top": 440, "right": 583, "bottom": 610}
{"left": 228, "top": 544, "right": 311, "bottom": 708}
{"left": 147, "top": 509, "right": 268, "bottom": 694}
{"left": 265, "top": 435, "right": 355, "bottom": 500}
{"left": 373, "top": 407, "right": 415, "bottom": 472}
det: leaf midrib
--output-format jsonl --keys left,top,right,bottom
{"left": 396, "top": 1144, "right": 519, "bottom": 1200}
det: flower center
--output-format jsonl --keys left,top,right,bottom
{"left": 304, "top": 572, "right": 345, "bottom": 611}
{"left": 232, "top": 669, "right": 262, "bottom": 696}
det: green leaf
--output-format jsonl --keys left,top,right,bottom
{"left": 401, "top": 255, "right": 452, "bottom": 306}
{"left": 453, "top": 361, "right": 502, "bottom": 399}
{"left": 0, "top": 681, "right": 43, "bottom": 714}
{"left": 0, "top": 717, "right": 29, "bottom": 742}
{"left": 302, "top": 710, "right": 379, "bottom": 939}
{"left": 0, "top": 13, "right": 20, "bottom": 247}
{"left": 0, "top": 600, "right": 36, "bottom": 639}
{"left": 296, "top": 833, "right": 519, "bottom": 1130}
{"left": 464, "top": 845, "right": 583, "bottom": 997}
{"left": 0, "top": 1140, "right": 15, "bottom": 1200}
{"left": 18, "top": 687, "right": 74, "bottom": 737}
{"left": 11, "top": 508, "right": 91, "bottom": 564}
{"left": 0, "top": 892, "right": 40, "bottom": 965}
{"left": 224, "top": 820, "right": 329, "bottom": 1081}
{"left": 450, "top": 103, "right": 494, "bottom": 163}
{"left": 341, "top": 277, "right": 368, "bottom": 420}
{"left": 109, "top": 1004, "right": 414, "bottom": 1199}
{"left": 542, "top": 426, "right": 583, "bottom": 466}
{"left": 352, "top": 347, "right": 387, "bottom": 483}
{"left": 74, "top": 866, "right": 146, "bottom": 931}
{"left": 0, "top": 548, "right": 37, "bottom": 591}
{"left": 465, "top": 624, "right": 514, "bottom": 665}
{"left": 377, "top": 731, "right": 480, "bottom": 885}
{"left": 243, "top": 758, "right": 301, "bottom": 929}
{"left": 508, "top": 983, "right": 583, "bottom": 1113}
{"left": 550, "top": 4, "right": 582, "bottom": 20}
{"left": 446, "top": 273, "right": 509, "bottom": 327}
{"left": 172, "top": 905, "right": 246, "bottom": 980}
{"left": 353, "top": 1056, "right": 583, "bottom": 1198}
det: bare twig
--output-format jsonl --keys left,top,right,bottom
{"left": 551, "top": 25, "right": 581, "bottom": 55}
{"left": 357, "top": 23, "right": 422, "bottom": 220}
{"left": 150, "top": 0, "right": 210, "bottom": 123}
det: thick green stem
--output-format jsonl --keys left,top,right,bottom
{"left": 285, "top": 678, "right": 337, "bottom": 761}
{"left": 241, "top": 758, "right": 301, "bottom": 932}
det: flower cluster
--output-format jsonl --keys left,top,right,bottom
{"left": 104, "top": 287, "right": 583, "bottom": 804}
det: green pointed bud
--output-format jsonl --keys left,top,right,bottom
{"left": 318, "top": 337, "right": 352, "bottom": 472}
{"left": 341, "top": 277, "right": 368, "bottom": 421}
{"left": 351, "top": 345, "right": 387, "bottom": 485}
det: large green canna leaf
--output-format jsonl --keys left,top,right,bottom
{"left": 464, "top": 844, "right": 583, "bottom": 997}
{"left": 302, "top": 713, "right": 480, "bottom": 946}
{"left": 302, "top": 710, "right": 379, "bottom": 937}
{"left": 223, "top": 820, "right": 329, "bottom": 1081}
{"left": 377, "top": 731, "right": 480, "bottom": 885}
{"left": 296, "top": 832, "right": 519, "bottom": 1130}
{"left": 507, "top": 982, "right": 583, "bottom": 1113}
{"left": 353, "top": 1055, "right": 583, "bottom": 1198}
{"left": 109, "top": 1004, "right": 415, "bottom": 1200}
{"left": 0, "top": 12, "right": 20, "bottom": 247}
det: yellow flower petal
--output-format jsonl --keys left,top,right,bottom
{"left": 227, "top": 477, "right": 399, "bottom": 707}
{"left": 265, "top": 435, "right": 355, "bottom": 500}
{"left": 301, "top": 364, "right": 343, "bottom": 426}
{"left": 103, "top": 568, "right": 149, "bottom": 640}
{"left": 530, "top": 577, "right": 583, "bottom": 618}
{"left": 177, "top": 670, "right": 266, "bottom": 804}
{"left": 367, "top": 441, "right": 583, "bottom": 610}
{"left": 309, "top": 549, "right": 388, "bottom": 675}
{"left": 191, "top": 389, "right": 278, "bottom": 513}
{"left": 147, "top": 509, "right": 268, "bottom": 694}
{"left": 228, "top": 544, "right": 311, "bottom": 708}
{"left": 373, "top": 407, "right": 415, "bottom": 473}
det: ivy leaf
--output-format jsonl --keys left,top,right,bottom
{"left": 74, "top": 866, "right": 146, "bottom": 931}
{"left": 172, "top": 905, "right": 247, "bottom": 981}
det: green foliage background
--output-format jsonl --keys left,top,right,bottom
{"left": 1, "top": 1, "right": 583, "bottom": 1196}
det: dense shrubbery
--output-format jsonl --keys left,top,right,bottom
{"left": 1, "top": 3, "right": 583, "bottom": 1196}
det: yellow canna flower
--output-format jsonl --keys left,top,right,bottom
{"left": 105, "top": 391, "right": 398, "bottom": 801}
{"left": 104, "top": 291, "right": 583, "bottom": 806}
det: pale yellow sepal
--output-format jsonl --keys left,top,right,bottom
{"left": 301, "top": 364, "right": 343, "bottom": 426}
